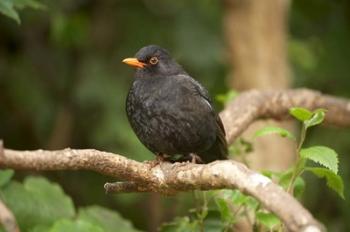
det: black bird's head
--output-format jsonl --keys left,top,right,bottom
{"left": 122, "top": 45, "right": 185, "bottom": 78}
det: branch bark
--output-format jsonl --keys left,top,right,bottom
{"left": 0, "top": 200, "right": 19, "bottom": 232}
{"left": 1, "top": 88, "right": 349, "bottom": 231}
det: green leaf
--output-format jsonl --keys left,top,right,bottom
{"left": 29, "top": 225, "right": 51, "bottom": 232}
{"left": 307, "top": 167, "right": 344, "bottom": 199}
{"left": 203, "top": 210, "right": 225, "bottom": 232}
{"left": 255, "top": 211, "right": 281, "bottom": 230}
{"left": 300, "top": 146, "right": 338, "bottom": 174}
{"left": 228, "top": 138, "right": 253, "bottom": 157}
{"left": 214, "top": 198, "right": 234, "bottom": 223}
{"left": 293, "top": 176, "right": 305, "bottom": 199}
{"left": 0, "top": 0, "right": 45, "bottom": 23}
{"left": 304, "top": 109, "right": 326, "bottom": 128}
{"left": 159, "top": 217, "right": 198, "bottom": 232}
{"left": 289, "top": 107, "right": 313, "bottom": 121}
{"left": 255, "top": 126, "right": 295, "bottom": 140}
{"left": 78, "top": 206, "right": 141, "bottom": 232}
{"left": 0, "top": 169, "right": 14, "bottom": 187}
{"left": 278, "top": 171, "right": 305, "bottom": 198}
{"left": 48, "top": 219, "right": 104, "bottom": 232}
{"left": 13, "top": 0, "right": 45, "bottom": 9}
{"left": 0, "top": 0, "right": 20, "bottom": 23}
{"left": 0, "top": 177, "right": 75, "bottom": 230}
{"left": 215, "top": 90, "right": 238, "bottom": 105}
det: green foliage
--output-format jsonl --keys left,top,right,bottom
{"left": 160, "top": 216, "right": 198, "bottom": 232}
{"left": 257, "top": 107, "right": 344, "bottom": 199}
{"left": 214, "top": 197, "right": 234, "bottom": 223}
{"left": 263, "top": 170, "right": 305, "bottom": 199}
{"left": 300, "top": 146, "right": 338, "bottom": 174}
{"left": 254, "top": 126, "right": 296, "bottom": 140}
{"left": 255, "top": 211, "right": 281, "bottom": 230}
{"left": 48, "top": 219, "right": 104, "bottom": 232}
{"left": 1, "top": 177, "right": 75, "bottom": 230}
{"left": 304, "top": 109, "right": 326, "bottom": 129}
{"left": 0, "top": 169, "right": 14, "bottom": 187}
{"left": 0, "top": 0, "right": 44, "bottom": 23}
{"left": 307, "top": 167, "right": 344, "bottom": 199}
{"left": 78, "top": 206, "right": 141, "bottom": 232}
{"left": 160, "top": 190, "right": 263, "bottom": 232}
{"left": 228, "top": 138, "right": 253, "bottom": 156}
{"left": 290, "top": 107, "right": 326, "bottom": 129}
{"left": 215, "top": 90, "right": 238, "bottom": 106}
{"left": 0, "top": 176, "right": 140, "bottom": 232}
{"left": 289, "top": 107, "right": 313, "bottom": 121}
{"left": 255, "top": 106, "right": 344, "bottom": 229}
{"left": 289, "top": 107, "right": 343, "bottom": 198}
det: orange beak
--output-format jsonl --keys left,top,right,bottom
{"left": 122, "top": 58, "right": 146, "bottom": 68}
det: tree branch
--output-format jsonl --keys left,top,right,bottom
{"left": 220, "top": 88, "right": 350, "bottom": 144}
{"left": 0, "top": 148, "right": 324, "bottom": 231}
{"left": 1, "top": 88, "right": 349, "bottom": 231}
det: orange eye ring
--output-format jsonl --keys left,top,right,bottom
{"left": 149, "top": 57, "right": 159, "bottom": 65}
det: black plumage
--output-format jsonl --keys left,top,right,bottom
{"left": 123, "top": 45, "right": 227, "bottom": 163}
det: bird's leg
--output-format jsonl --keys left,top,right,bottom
{"left": 173, "top": 153, "right": 203, "bottom": 168}
{"left": 189, "top": 153, "right": 203, "bottom": 164}
{"left": 144, "top": 153, "right": 170, "bottom": 168}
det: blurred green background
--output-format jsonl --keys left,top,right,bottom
{"left": 0, "top": 0, "right": 349, "bottom": 231}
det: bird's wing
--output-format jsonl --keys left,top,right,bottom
{"left": 176, "top": 74, "right": 228, "bottom": 161}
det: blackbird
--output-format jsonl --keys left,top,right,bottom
{"left": 123, "top": 45, "right": 227, "bottom": 163}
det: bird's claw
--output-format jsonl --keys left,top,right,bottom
{"left": 144, "top": 153, "right": 169, "bottom": 169}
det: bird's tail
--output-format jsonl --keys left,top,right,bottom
{"left": 200, "top": 133, "right": 228, "bottom": 164}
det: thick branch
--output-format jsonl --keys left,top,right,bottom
{"left": 220, "top": 88, "right": 350, "bottom": 144}
{"left": 0, "top": 200, "right": 19, "bottom": 232}
{"left": 0, "top": 148, "right": 323, "bottom": 232}
{"left": 1, "top": 89, "right": 349, "bottom": 231}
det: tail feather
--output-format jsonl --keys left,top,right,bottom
{"left": 199, "top": 115, "right": 228, "bottom": 163}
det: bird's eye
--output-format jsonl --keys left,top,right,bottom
{"left": 149, "top": 57, "right": 159, "bottom": 65}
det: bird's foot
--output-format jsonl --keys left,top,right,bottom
{"left": 172, "top": 153, "right": 203, "bottom": 168}
{"left": 144, "top": 153, "right": 170, "bottom": 168}
{"left": 189, "top": 153, "right": 203, "bottom": 164}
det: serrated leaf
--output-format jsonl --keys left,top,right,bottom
{"left": 289, "top": 107, "right": 313, "bottom": 121}
{"left": 0, "top": 169, "right": 14, "bottom": 187}
{"left": 48, "top": 219, "right": 104, "bottom": 232}
{"left": 0, "top": 177, "right": 75, "bottom": 230}
{"left": 256, "top": 212, "right": 281, "bottom": 229}
{"left": 78, "top": 206, "right": 141, "bottom": 232}
{"left": 255, "top": 126, "right": 295, "bottom": 140}
{"left": 307, "top": 167, "right": 344, "bottom": 199}
{"left": 300, "top": 146, "right": 338, "bottom": 174}
{"left": 0, "top": 0, "right": 20, "bottom": 23}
